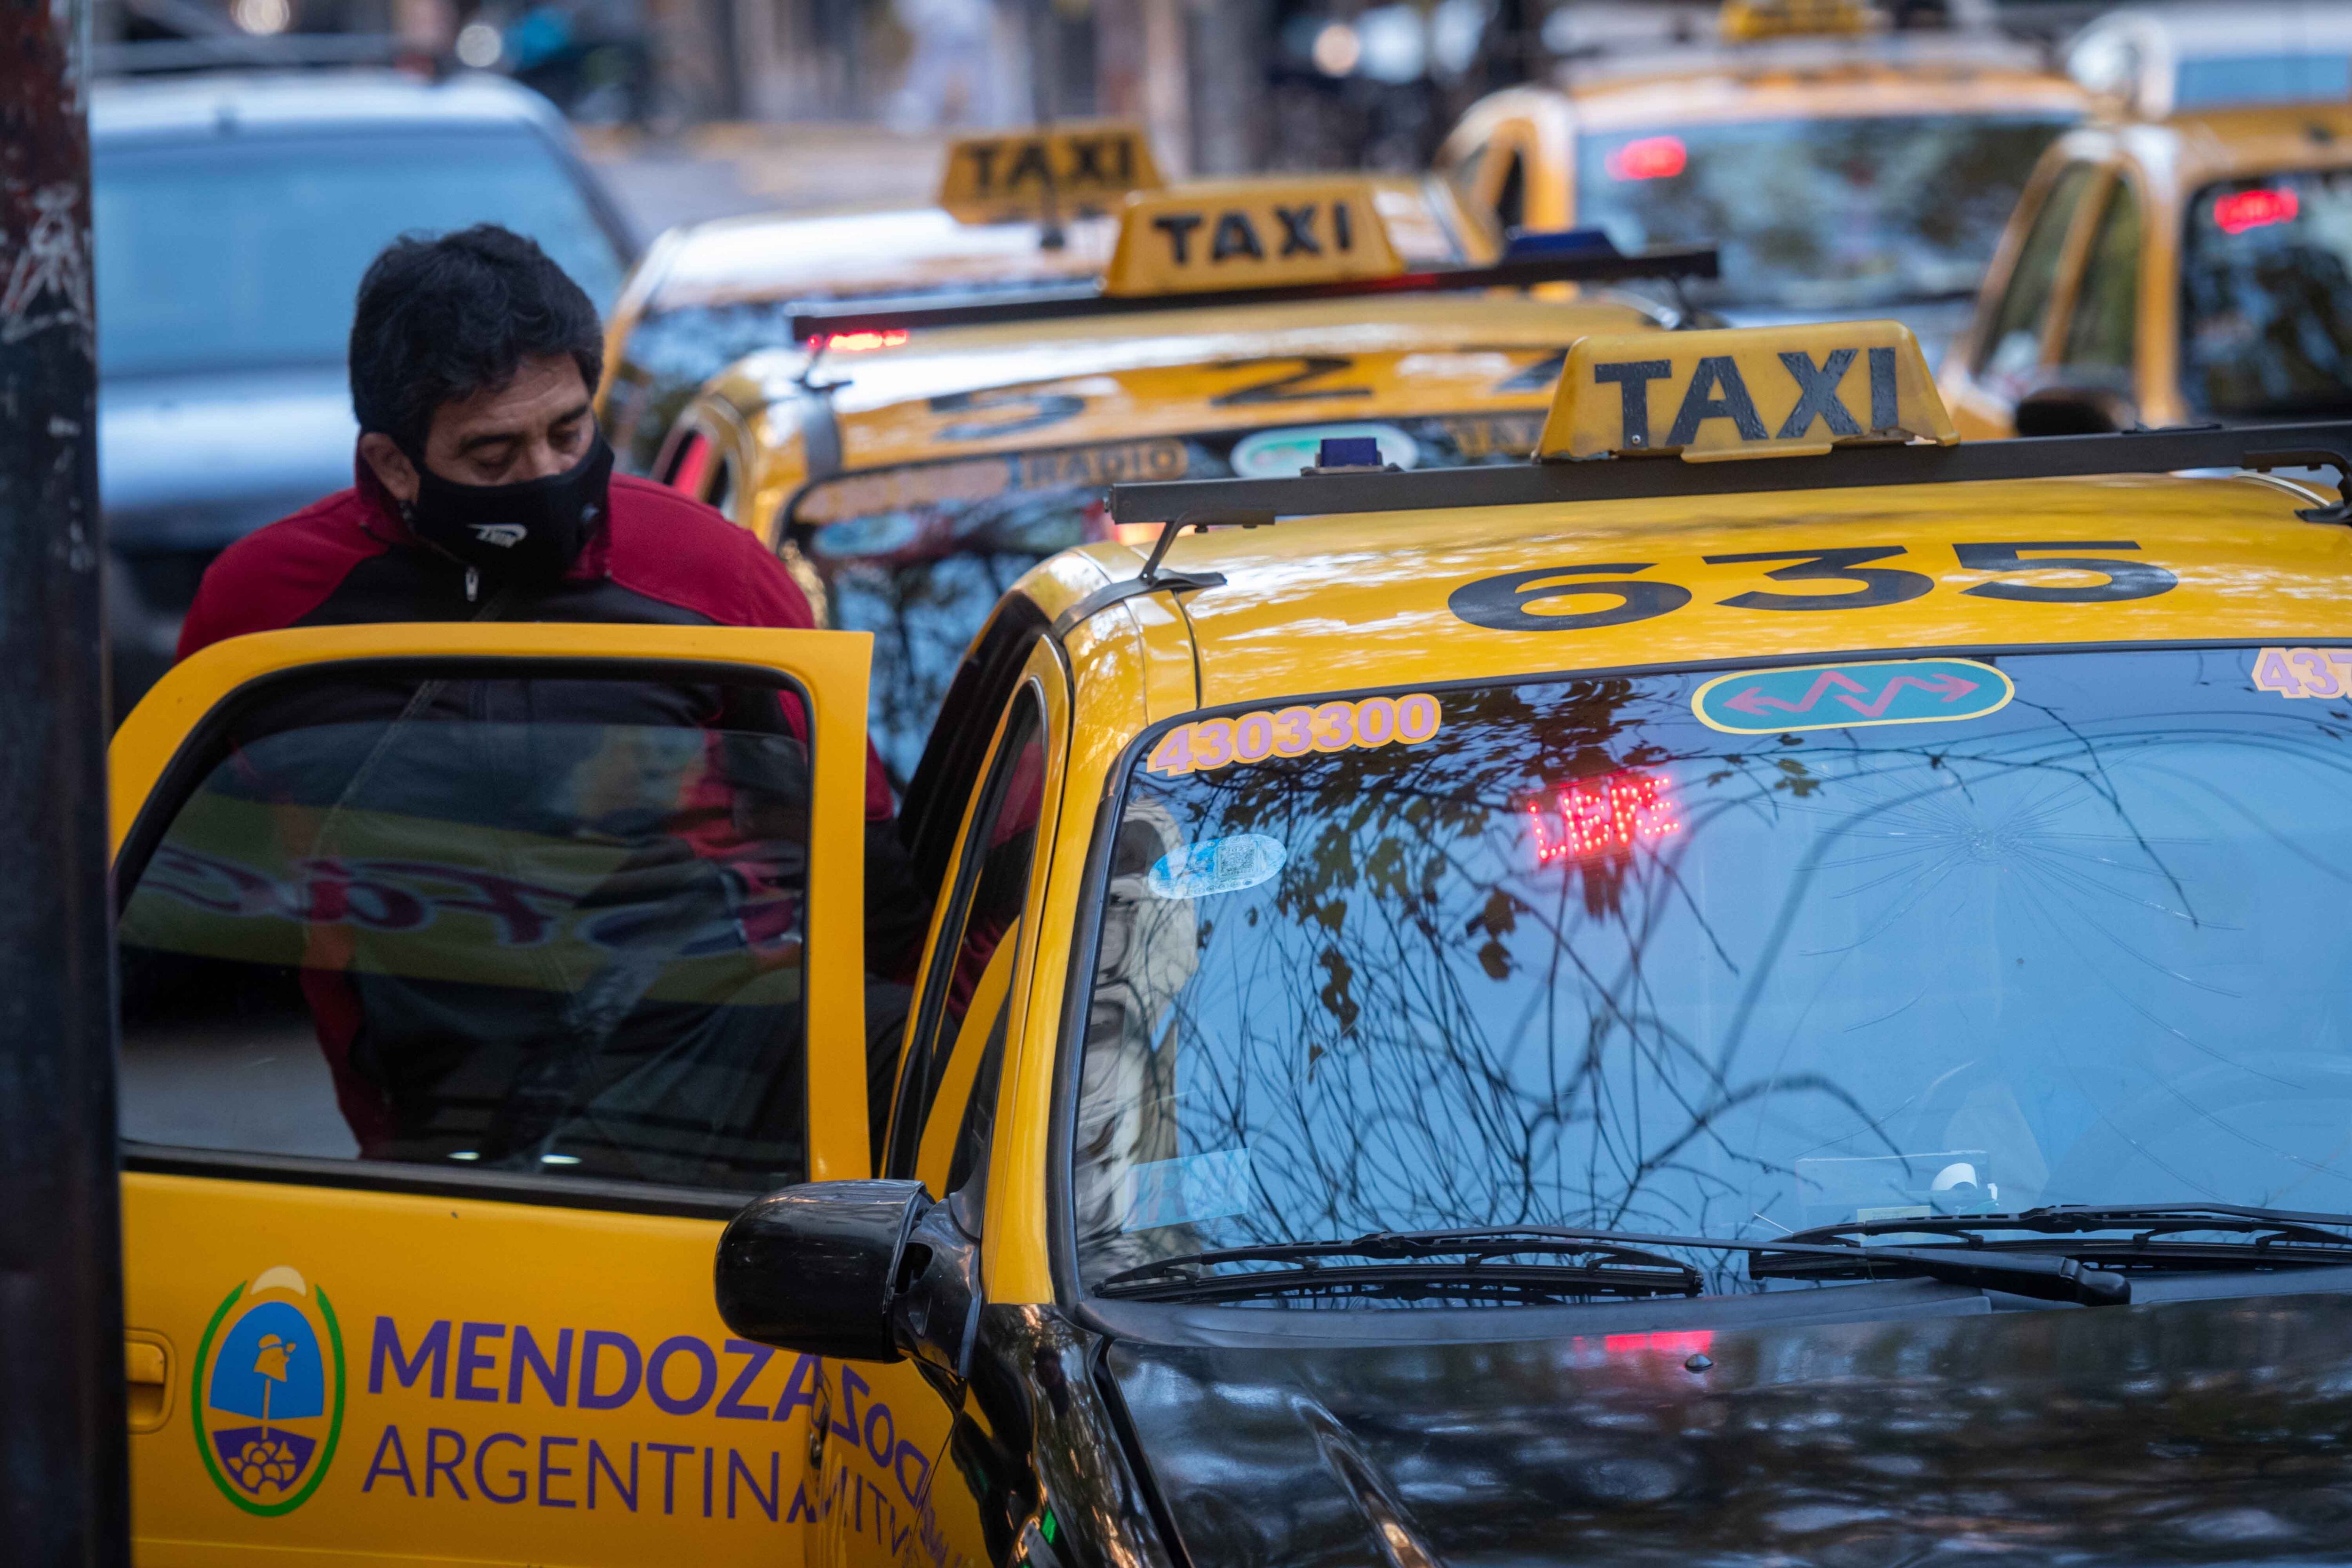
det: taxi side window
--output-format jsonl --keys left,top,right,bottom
{"left": 1976, "top": 162, "right": 2098, "bottom": 382}
{"left": 2059, "top": 178, "right": 2142, "bottom": 377}
{"left": 1445, "top": 143, "right": 1488, "bottom": 213}
{"left": 702, "top": 451, "right": 735, "bottom": 513}
{"left": 114, "top": 668, "right": 818, "bottom": 1202}
{"left": 1494, "top": 150, "right": 1527, "bottom": 235}
{"left": 887, "top": 690, "right": 1045, "bottom": 1181}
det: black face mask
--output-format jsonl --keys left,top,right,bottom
{"left": 401, "top": 434, "right": 614, "bottom": 589}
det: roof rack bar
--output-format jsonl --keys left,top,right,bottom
{"left": 1109, "top": 422, "right": 2352, "bottom": 528}
{"left": 789, "top": 245, "right": 1719, "bottom": 342}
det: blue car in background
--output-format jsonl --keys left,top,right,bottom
{"left": 94, "top": 69, "right": 637, "bottom": 710}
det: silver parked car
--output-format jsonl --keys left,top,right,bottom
{"left": 94, "top": 68, "right": 637, "bottom": 709}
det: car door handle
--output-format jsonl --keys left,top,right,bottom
{"left": 126, "top": 1333, "right": 173, "bottom": 1433}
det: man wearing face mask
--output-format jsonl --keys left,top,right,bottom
{"left": 175, "top": 225, "right": 926, "bottom": 1168}
{"left": 179, "top": 224, "right": 848, "bottom": 670}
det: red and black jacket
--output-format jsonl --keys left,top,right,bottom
{"left": 179, "top": 461, "right": 896, "bottom": 822}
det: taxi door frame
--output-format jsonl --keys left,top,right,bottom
{"left": 1945, "top": 146, "right": 2121, "bottom": 437}
{"left": 112, "top": 621, "right": 879, "bottom": 1178}
{"left": 883, "top": 638, "right": 1075, "bottom": 1213}
{"left": 813, "top": 638, "right": 1075, "bottom": 1568}
{"left": 110, "top": 621, "right": 879, "bottom": 1568}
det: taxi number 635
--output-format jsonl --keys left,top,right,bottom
{"left": 1446, "top": 541, "right": 2177, "bottom": 632}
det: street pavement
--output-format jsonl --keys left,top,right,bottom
{"left": 580, "top": 122, "right": 960, "bottom": 241}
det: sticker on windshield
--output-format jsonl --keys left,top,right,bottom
{"left": 1692, "top": 658, "right": 2012, "bottom": 735}
{"left": 1124, "top": 1149, "right": 1254, "bottom": 1232}
{"left": 1796, "top": 1151, "right": 1999, "bottom": 1228}
{"left": 1148, "top": 836, "right": 1287, "bottom": 899}
{"left": 1230, "top": 422, "right": 1418, "bottom": 478}
{"left": 1145, "top": 693, "right": 1441, "bottom": 775}
{"left": 2251, "top": 646, "right": 2352, "bottom": 699}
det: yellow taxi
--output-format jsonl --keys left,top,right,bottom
{"left": 111, "top": 314, "right": 2352, "bottom": 1563}
{"left": 597, "top": 122, "right": 1158, "bottom": 470}
{"left": 1435, "top": 0, "right": 2082, "bottom": 360}
{"left": 656, "top": 178, "right": 1714, "bottom": 789}
{"left": 596, "top": 125, "right": 1489, "bottom": 471}
{"left": 1937, "top": 99, "right": 2352, "bottom": 438}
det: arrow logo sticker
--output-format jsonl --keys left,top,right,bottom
{"left": 1694, "top": 658, "right": 2012, "bottom": 734}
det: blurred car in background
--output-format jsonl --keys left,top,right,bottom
{"left": 1435, "top": 0, "right": 2083, "bottom": 363}
{"left": 599, "top": 124, "right": 1175, "bottom": 471}
{"left": 2066, "top": 2, "right": 2352, "bottom": 122}
{"left": 94, "top": 68, "right": 636, "bottom": 710}
{"left": 1941, "top": 4, "right": 2352, "bottom": 438}
{"left": 600, "top": 202, "right": 1122, "bottom": 475}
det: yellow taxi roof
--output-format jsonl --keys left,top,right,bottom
{"left": 620, "top": 175, "right": 1478, "bottom": 318}
{"left": 1561, "top": 58, "right": 2083, "bottom": 131}
{"left": 710, "top": 292, "right": 1674, "bottom": 470}
{"left": 618, "top": 207, "right": 1117, "bottom": 316}
{"left": 1066, "top": 470, "right": 2346, "bottom": 706}
{"left": 2107, "top": 103, "right": 2352, "bottom": 192}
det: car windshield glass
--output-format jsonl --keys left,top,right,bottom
{"left": 116, "top": 670, "right": 812, "bottom": 1191}
{"left": 1573, "top": 113, "right": 2073, "bottom": 312}
{"left": 1073, "top": 648, "right": 2352, "bottom": 1296}
{"left": 2175, "top": 53, "right": 2352, "bottom": 112}
{"left": 94, "top": 131, "right": 627, "bottom": 379}
{"left": 606, "top": 302, "right": 798, "bottom": 474}
{"left": 787, "top": 413, "right": 1544, "bottom": 786}
{"left": 2182, "top": 168, "right": 2352, "bottom": 419}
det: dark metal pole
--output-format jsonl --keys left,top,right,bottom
{"left": 0, "top": 0, "right": 130, "bottom": 1562}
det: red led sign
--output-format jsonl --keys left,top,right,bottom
{"left": 1607, "top": 135, "right": 1689, "bottom": 182}
{"left": 1528, "top": 770, "right": 1680, "bottom": 865}
{"left": 806, "top": 328, "right": 912, "bottom": 353}
{"left": 2214, "top": 186, "right": 2299, "bottom": 235}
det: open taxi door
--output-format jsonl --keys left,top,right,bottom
{"left": 108, "top": 622, "right": 873, "bottom": 1567}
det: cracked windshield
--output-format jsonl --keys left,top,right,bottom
{"left": 1574, "top": 114, "right": 2073, "bottom": 313}
{"left": 1074, "top": 648, "right": 2352, "bottom": 1294}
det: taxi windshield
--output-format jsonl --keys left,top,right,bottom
{"left": 1073, "top": 648, "right": 2352, "bottom": 1296}
{"left": 787, "top": 414, "right": 1543, "bottom": 785}
{"left": 1574, "top": 113, "right": 2072, "bottom": 312}
{"left": 2183, "top": 168, "right": 2352, "bottom": 420}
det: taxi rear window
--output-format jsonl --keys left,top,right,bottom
{"left": 95, "top": 130, "right": 626, "bottom": 381}
{"left": 1573, "top": 113, "right": 2073, "bottom": 313}
{"left": 784, "top": 415, "right": 1544, "bottom": 786}
{"left": 1073, "top": 648, "right": 2352, "bottom": 1297}
{"left": 2183, "top": 168, "right": 2352, "bottom": 421}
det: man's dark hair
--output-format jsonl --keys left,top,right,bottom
{"left": 349, "top": 224, "right": 604, "bottom": 454}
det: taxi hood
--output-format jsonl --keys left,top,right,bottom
{"left": 1092, "top": 1277, "right": 2352, "bottom": 1566}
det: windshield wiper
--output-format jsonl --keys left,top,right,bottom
{"left": 1097, "top": 1234, "right": 1706, "bottom": 1305}
{"left": 1754, "top": 1202, "right": 2352, "bottom": 1282}
{"left": 1097, "top": 1224, "right": 2131, "bottom": 1307}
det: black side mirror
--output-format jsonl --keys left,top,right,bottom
{"left": 2014, "top": 381, "right": 2138, "bottom": 438}
{"left": 715, "top": 1178, "right": 982, "bottom": 1375}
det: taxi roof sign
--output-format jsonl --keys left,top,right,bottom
{"left": 938, "top": 121, "right": 1162, "bottom": 224}
{"left": 1719, "top": 0, "right": 1880, "bottom": 41}
{"left": 1102, "top": 179, "right": 1404, "bottom": 297}
{"left": 1538, "top": 321, "right": 1956, "bottom": 464}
